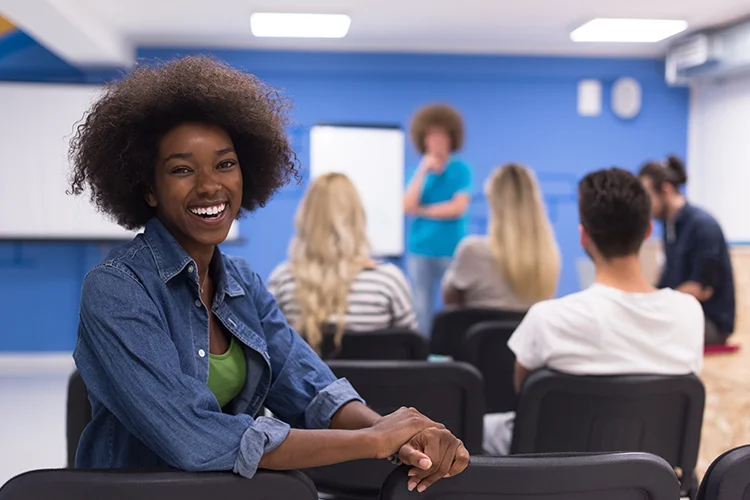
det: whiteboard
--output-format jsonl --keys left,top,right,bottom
{"left": 310, "top": 125, "right": 405, "bottom": 256}
{"left": 0, "top": 83, "right": 238, "bottom": 240}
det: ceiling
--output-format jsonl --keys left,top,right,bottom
{"left": 70, "top": 0, "right": 750, "bottom": 56}
{"left": 2, "top": 0, "right": 750, "bottom": 66}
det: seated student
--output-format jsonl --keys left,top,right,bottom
{"left": 483, "top": 167, "right": 704, "bottom": 456}
{"left": 69, "top": 56, "right": 467, "bottom": 491}
{"left": 268, "top": 172, "right": 418, "bottom": 355}
{"left": 639, "top": 156, "right": 736, "bottom": 345}
{"left": 442, "top": 163, "right": 560, "bottom": 309}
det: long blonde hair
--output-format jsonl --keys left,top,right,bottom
{"left": 486, "top": 163, "right": 560, "bottom": 304}
{"left": 289, "top": 173, "right": 371, "bottom": 353}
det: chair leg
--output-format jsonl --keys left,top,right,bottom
{"left": 681, "top": 470, "right": 699, "bottom": 500}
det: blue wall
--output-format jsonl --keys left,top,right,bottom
{"left": 0, "top": 40, "right": 690, "bottom": 351}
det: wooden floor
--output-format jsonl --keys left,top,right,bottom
{"left": 677, "top": 245, "right": 750, "bottom": 478}
{"left": 697, "top": 329, "right": 749, "bottom": 477}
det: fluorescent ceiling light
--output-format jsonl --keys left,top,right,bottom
{"left": 571, "top": 18, "right": 688, "bottom": 43}
{"left": 250, "top": 13, "right": 351, "bottom": 38}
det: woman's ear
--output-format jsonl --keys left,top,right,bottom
{"left": 145, "top": 190, "right": 157, "bottom": 208}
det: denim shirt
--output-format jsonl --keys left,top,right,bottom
{"left": 74, "top": 218, "right": 363, "bottom": 477}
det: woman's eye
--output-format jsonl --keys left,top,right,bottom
{"left": 171, "top": 167, "right": 191, "bottom": 175}
{"left": 218, "top": 160, "right": 236, "bottom": 170}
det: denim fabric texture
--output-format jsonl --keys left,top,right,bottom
{"left": 74, "top": 218, "right": 363, "bottom": 477}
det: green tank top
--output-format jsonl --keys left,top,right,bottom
{"left": 207, "top": 336, "right": 247, "bottom": 408}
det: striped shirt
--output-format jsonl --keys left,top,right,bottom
{"left": 267, "top": 262, "right": 418, "bottom": 333}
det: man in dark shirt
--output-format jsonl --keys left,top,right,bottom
{"left": 639, "top": 156, "right": 735, "bottom": 345}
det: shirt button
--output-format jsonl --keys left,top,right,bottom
{"left": 187, "top": 264, "right": 195, "bottom": 273}
{"left": 198, "top": 349, "right": 206, "bottom": 358}
{"left": 194, "top": 299, "right": 202, "bottom": 308}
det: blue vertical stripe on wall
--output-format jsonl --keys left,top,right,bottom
{"left": 0, "top": 42, "right": 689, "bottom": 351}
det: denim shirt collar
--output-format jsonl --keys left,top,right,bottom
{"left": 143, "top": 217, "right": 245, "bottom": 303}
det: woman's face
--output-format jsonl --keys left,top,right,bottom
{"left": 423, "top": 127, "right": 451, "bottom": 160}
{"left": 147, "top": 122, "right": 243, "bottom": 252}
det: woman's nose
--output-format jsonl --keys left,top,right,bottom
{"left": 196, "top": 169, "right": 221, "bottom": 195}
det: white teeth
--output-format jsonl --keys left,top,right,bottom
{"left": 189, "top": 203, "right": 226, "bottom": 216}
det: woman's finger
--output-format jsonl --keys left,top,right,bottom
{"left": 407, "top": 431, "right": 442, "bottom": 491}
{"left": 398, "top": 443, "right": 433, "bottom": 471}
{"left": 416, "top": 435, "right": 460, "bottom": 492}
{"left": 446, "top": 441, "right": 470, "bottom": 478}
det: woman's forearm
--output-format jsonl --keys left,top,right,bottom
{"left": 330, "top": 401, "right": 380, "bottom": 430}
{"left": 403, "top": 167, "right": 428, "bottom": 213}
{"left": 442, "top": 287, "right": 465, "bottom": 306}
{"left": 417, "top": 194, "right": 470, "bottom": 220}
{"left": 258, "top": 428, "right": 376, "bottom": 470}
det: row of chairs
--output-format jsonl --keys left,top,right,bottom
{"left": 322, "top": 307, "right": 524, "bottom": 362}
{"left": 67, "top": 362, "right": 704, "bottom": 498}
{"left": 3, "top": 446, "right": 750, "bottom": 500}
{"left": 322, "top": 308, "right": 524, "bottom": 413}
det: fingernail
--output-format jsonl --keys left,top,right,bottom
{"left": 444, "top": 473, "right": 451, "bottom": 478}
{"left": 418, "top": 485, "right": 427, "bottom": 493}
{"left": 408, "top": 470, "right": 417, "bottom": 477}
{"left": 408, "top": 481, "right": 416, "bottom": 492}
{"left": 419, "top": 458, "right": 432, "bottom": 469}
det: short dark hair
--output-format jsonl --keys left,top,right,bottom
{"left": 638, "top": 155, "right": 687, "bottom": 191}
{"left": 578, "top": 168, "right": 651, "bottom": 259}
{"left": 409, "top": 103, "right": 465, "bottom": 154}
{"left": 69, "top": 56, "right": 299, "bottom": 230}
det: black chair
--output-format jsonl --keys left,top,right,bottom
{"left": 697, "top": 445, "right": 750, "bottom": 500}
{"left": 321, "top": 327, "right": 427, "bottom": 360}
{"left": 512, "top": 369, "right": 705, "bottom": 498}
{"left": 457, "top": 320, "right": 521, "bottom": 413}
{"left": 66, "top": 371, "right": 92, "bottom": 467}
{"left": 0, "top": 469, "right": 318, "bottom": 500}
{"left": 380, "top": 452, "right": 680, "bottom": 500}
{"left": 304, "top": 360, "right": 484, "bottom": 499}
{"left": 430, "top": 308, "right": 526, "bottom": 358}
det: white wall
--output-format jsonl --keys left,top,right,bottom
{"left": 688, "top": 74, "right": 750, "bottom": 242}
{"left": 0, "top": 355, "right": 73, "bottom": 486}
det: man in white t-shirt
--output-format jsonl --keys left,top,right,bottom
{"left": 484, "top": 167, "right": 704, "bottom": 455}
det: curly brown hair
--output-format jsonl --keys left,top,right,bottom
{"left": 409, "top": 103, "right": 465, "bottom": 155}
{"left": 69, "top": 56, "right": 299, "bottom": 230}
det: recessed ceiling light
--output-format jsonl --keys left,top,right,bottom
{"left": 250, "top": 13, "right": 351, "bottom": 38}
{"left": 571, "top": 18, "right": 688, "bottom": 43}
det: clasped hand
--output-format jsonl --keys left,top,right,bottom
{"left": 368, "top": 407, "right": 470, "bottom": 492}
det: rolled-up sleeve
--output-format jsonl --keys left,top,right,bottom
{"left": 304, "top": 378, "right": 363, "bottom": 429}
{"left": 75, "top": 265, "right": 292, "bottom": 478}
{"left": 233, "top": 416, "right": 290, "bottom": 477}
{"left": 247, "top": 268, "right": 365, "bottom": 429}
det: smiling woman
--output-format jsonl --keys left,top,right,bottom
{"left": 66, "top": 56, "right": 468, "bottom": 489}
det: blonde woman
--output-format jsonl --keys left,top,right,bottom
{"left": 268, "top": 173, "right": 418, "bottom": 354}
{"left": 442, "top": 163, "right": 560, "bottom": 309}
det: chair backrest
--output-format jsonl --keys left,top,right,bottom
{"left": 457, "top": 320, "right": 521, "bottom": 413}
{"left": 0, "top": 469, "right": 317, "bottom": 500}
{"left": 380, "top": 452, "right": 680, "bottom": 500}
{"left": 697, "top": 445, "right": 750, "bottom": 500}
{"left": 512, "top": 369, "right": 704, "bottom": 492}
{"left": 430, "top": 308, "right": 526, "bottom": 357}
{"left": 304, "top": 360, "right": 484, "bottom": 499}
{"left": 320, "top": 327, "right": 427, "bottom": 360}
{"left": 66, "top": 371, "right": 92, "bottom": 467}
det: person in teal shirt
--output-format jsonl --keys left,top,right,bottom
{"left": 403, "top": 104, "right": 472, "bottom": 334}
